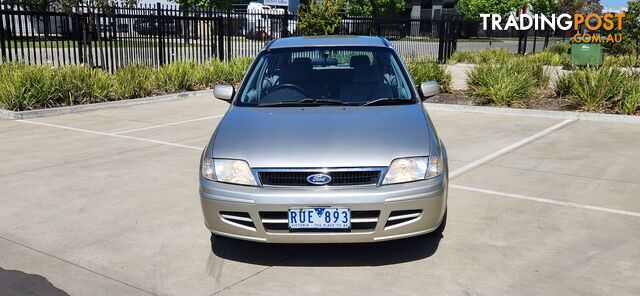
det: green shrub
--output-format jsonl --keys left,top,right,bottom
{"left": 225, "top": 58, "right": 253, "bottom": 85}
{"left": 449, "top": 48, "right": 513, "bottom": 64}
{"left": 0, "top": 63, "right": 20, "bottom": 110}
{"left": 194, "top": 58, "right": 253, "bottom": 88}
{"left": 89, "top": 69, "right": 114, "bottom": 101}
{"left": 406, "top": 59, "right": 452, "bottom": 93}
{"left": 467, "top": 62, "right": 537, "bottom": 106}
{"left": 445, "top": 46, "right": 640, "bottom": 69}
{"left": 604, "top": 55, "right": 640, "bottom": 67}
{"left": 449, "top": 48, "right": 524, "bottom": 65}
{"left": 554, "top": 72, "right": 572, "bottom": 98}
{"left": 196, "top": 59, "right": 228, "bottom": 87}
{"left": 545, "top": 43, "right": 570, "bottom": 55}
{"left": 21, "top": 65, "right": 57, "bottom": 108}
{"left": 0, "top": 58, "right": 258, "bottom": 111}
{"left": 619, "top": 78, "right": 640, "bottom": 115}
{"left": 156, "top": 61, "right": 199, "bottom": 93}
{"left": 113, "top": 64, "right": 155, "bottom": 100}
{"left": 0, "top": 63, "right": 57, "bottom": 110}
{"left": 298, "top": 0, "right": 342, "bottom": 35}
{"left": 54, "top": 66, "right": 87, "bottom": 105}
{"left": 525, "top": 51, "right": 569, "bottom": 67}
{"left": 448, "top": 50, "right": 477, "bottom": 64}
{"left": 477, "top": 48, "right": 512, "bottom": 64}
{"left": 0, "top": 63, "right": 29, "bottom": 110}
{"left": 0, "top": 63, "right": 113, "bottom": 110}
{"left": 514, "top": 58, "right": 550, "bottom": 88}
{"left": 449, "top": 47, "right": 573, "bottom": 67}
{"left": 554, "top": 67, "right": 629, "bottom": 111}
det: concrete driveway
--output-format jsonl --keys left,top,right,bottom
{"left": 1, "top": 95, "right": 639, "bottom": 295}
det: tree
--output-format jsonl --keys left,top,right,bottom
{"left": 457, "top": 0, "right": 528, "bottom": 20}
{"left": 604, "top": 0, "right": 640, "bottom": 60}
{"left": 626, "top": 0, "right": 640, "bottom": 59}
{"left": 298, "top": 0, "right": 343, "bottom": 35}
{"left": 344, "top": 0, "right": 405, "bottom": 16}
{"left": 529, "top": 0, "right": 557, "bottom": 14}
{"left": 170, "top": 0, "right": 231, "bottom": 9}
{"left": 557, "top": 0, "right": 602, "bottom": 15}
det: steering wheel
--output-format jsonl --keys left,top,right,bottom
{"left": 268, "top": 84, "right": 307, "bottom": 97}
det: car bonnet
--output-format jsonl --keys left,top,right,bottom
{"left": 209, "top": 104, "right": 433, "bottom": 168}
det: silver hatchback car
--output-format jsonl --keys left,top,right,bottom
{"left": 200, "top": 36, "right": 448, "bottom": 243}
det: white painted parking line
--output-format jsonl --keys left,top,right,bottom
{"left": 451, "top": 184, "right": 640, "bottom": 218}
{"left": 450, "top": 119, "right": 575, "bottom": 179}
{"left": 17, "top": 120, "right": 204, "bottom": 151}
{"left": 110, "top": 115, "right": 223, "bottom": 135}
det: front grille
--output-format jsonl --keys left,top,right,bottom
{"left": 259, "top": 210, "right": 380, "bottom": 233}
{"left": 259, "top": 170, "right": 381, "bottom": 187}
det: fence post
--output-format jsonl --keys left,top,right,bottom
{"left": 437, "top": 18, "right": 446, "bottom": 63}
{"left": 76, "top": 5, "right": 84, "bottom": 64}
{"left": 281, "top": 9, "right": 289, "bottom": 38}
{"left": 216, "top": 13, "right": 224, "bottom": 62}
{"left": 448, "top": 17, "right": 457, "bottom": 59}
{"left": 544, "top": 29, "right": 550, "bottom": 49}
{"left": 156, "top": 3, "right": 165, "bottom": 66}
{"left": 0, "top": 6, "right": 7, "bottom": 62}
{"left": 443, "top": 19, "right": 449, "bottom": 61}
{"left": 517, "top": 30, "right": 524, "bottom": 54}
{"left": 488, "top": 27, "right": 492, "bottom": 46}
{"left": 225, "top": 9, "right": 230, "bottom": 62}
{"left": 453, "top": 18, "right": 459, "bottom": 53}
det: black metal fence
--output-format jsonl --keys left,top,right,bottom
{"left": 454, "top": 19, "right": 569, "bottom": 54}
{"left": 0, "top": 1, "right": 457, "bottom": 71}
{"left": 335, "top": 15, "right": 457, "bottom": 62}
{"left": 0, "top": 2, "right": 225, "bottom": 70}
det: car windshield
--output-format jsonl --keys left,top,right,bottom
{"left": 235, "top": 47, "right": 416, "bottom": 107}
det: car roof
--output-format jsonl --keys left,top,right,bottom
{"left": 265, "top": 36, "right": 391, "bottom": 50}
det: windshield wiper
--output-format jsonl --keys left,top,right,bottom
{"left": 257, "top": 98, "right": 350, "bottom": 107}
{"left": 360, "top": 98, "right": 413, "bottom": 106}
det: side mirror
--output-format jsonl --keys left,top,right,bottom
{"left": 420, "top": 81, "right": 440, "bottom": 99}
{"left": 213, "top": 84, "right": 234, "bottom": 101}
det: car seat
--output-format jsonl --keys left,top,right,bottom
{"left": 339, "top": 66, "right": 393, "bottom": 103}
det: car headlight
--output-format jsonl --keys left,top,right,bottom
{"left": 201, "top": 158, "right": 258, "bottom": 186}
{"left": 382, "top": 156, "right": 443, "bottom": 185}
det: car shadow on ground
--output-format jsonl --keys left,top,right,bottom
{"left": 210, "top": 233, "right": 442, "bottom": 267}
{"left": 0, "top": 267, "right": 69, "bottom": 296}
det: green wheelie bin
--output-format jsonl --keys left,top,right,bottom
{"left": 571, "top": 38, "right": 603, "bottom": 66}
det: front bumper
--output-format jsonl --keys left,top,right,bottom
{"left": 199, "top": 174, "right": 447, "bottom": 243}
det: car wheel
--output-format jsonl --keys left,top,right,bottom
{"left": 430, "top": 210, "right": 447, "bottom": 236}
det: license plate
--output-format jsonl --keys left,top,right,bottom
{"left": 288, "top": 208, "right": 351, "bottom": 229}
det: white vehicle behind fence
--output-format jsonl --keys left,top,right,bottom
{"left": 246, "top": 1, "right": 296, "bottom": 39}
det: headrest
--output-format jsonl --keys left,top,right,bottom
{"left": 312, "top": 57, "right": 338, "bottom": 66}
{"left": 352, "top": 66, "right": 382, "bottom": 84}
{"left": 325, "top": 57, "right": 338, "bottom": 65}
{"left": 292, "top": 57, "right": 312, "bottom": 68}
{"left": 350, "top": 55, "right": 371, "bottom": 68}
{"left": 280, "top": 58, "right": 312, "bottom": 82}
